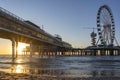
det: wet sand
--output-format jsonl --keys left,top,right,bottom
{"left": 0, "top": 71, "right": 120, "bottom": 80}
{"left": 1, "top": 56, "right": 120, "bottom": 80}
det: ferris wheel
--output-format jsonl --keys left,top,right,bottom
{"left": 97, "top": 5, "right": 115, "bottom": 46}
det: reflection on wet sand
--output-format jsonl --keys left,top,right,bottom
{"left": 10, "top": 64, "right": 120, "bottom": 78}
{"left": 1, "top": 56, "right": 120, "bottom": 79}
{"left": 15, "top": 65, "right": 23, "bottom": 73}
{"left": 11, "top": 66, "right": 66, "bottom": 77}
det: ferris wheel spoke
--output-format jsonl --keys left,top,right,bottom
{"left": 102, "top": 10, "right": 108, "bottom": 23}
{"left": 101, "top": 14, "right": 107, "bottom": 24}
{"left": 102, "top": 29, "right": 105, "bottom": 43}
{"left": 106, "top": 30, "right": 110, "bottom": 44}
{"left": 103, "top": 9, "right": 111, "bottom": 24}
{"left": 101, "top": 13, "right": 108, "bottom": 25}
{"left": 103, "top": 9, "right": 110, "bottom": 21}
{"left": 101, "top": 12, "right": 110, "bottom": 24}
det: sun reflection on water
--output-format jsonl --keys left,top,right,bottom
{"left": 15, "top": 65, "right": 23, "bottom": 73}
{"left": 11, "top": 64, "right": 30, "bottom": 74}
{"left": 16, "top": 59, "right": 23, "bottom": 63}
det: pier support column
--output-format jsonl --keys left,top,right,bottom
{"left": 11, "top": 38, "right": 15, "bottom": 63}
{"left": 39, "top": 45, "right": 44, "bottom": 57}
{"left": 110, "top": 49, "right": 113, "bottom": 56}
{"left": 38, "top": 45, "right": 42, "bottom": 57}
{"left": 47, "top": 45, "right": 51, "bottom": 56}
{"left": 30, "top": 42, "right": 33, "bottom": 57}
{"left": 16, "top": 41, "right": 18, "bottom": 58}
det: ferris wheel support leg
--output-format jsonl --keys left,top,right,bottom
{"left": 96, "top": 38, "right": 100, "bottom": 46}
{"left": 115, "top": 37, "right": 119, "bottom": 46}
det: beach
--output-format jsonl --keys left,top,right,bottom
{"left": 0, "top": 71, "right": 120, "bottom": 80}
{"left": 0, "top": 56, "right": 120, "bottom": 80}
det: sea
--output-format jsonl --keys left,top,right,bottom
{"left": 0, "top": 55, "right": 120, "bottom": 78}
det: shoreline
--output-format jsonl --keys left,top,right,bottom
{"left": 0, "top": 71, "right": 120, "bottom": 80}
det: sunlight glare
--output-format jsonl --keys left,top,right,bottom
{"left": 16, "top": 65, "right": 23, "bottom": 73}
{"left": 18, "top": 43, "right": 26, "bottom": 55}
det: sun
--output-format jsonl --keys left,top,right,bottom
{"left": 18, "top": 43, "right": 26, "bottom": 55}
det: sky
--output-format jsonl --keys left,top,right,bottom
{"left": 0, "top": 0, "right": 120, "bottom": 54}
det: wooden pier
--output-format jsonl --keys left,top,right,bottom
{"left": 20, "top": 46, "right": 120, "bottom": 57}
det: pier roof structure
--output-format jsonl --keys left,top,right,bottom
{"left": 0, "top": 7, "right": 72, "bottom": 49}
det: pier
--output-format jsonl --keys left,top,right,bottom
{"left": 20, "top": 46, "right": 120, "bottom": 56}
{"left": 0, "top": 7, "right": 72, "bottom": 61}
